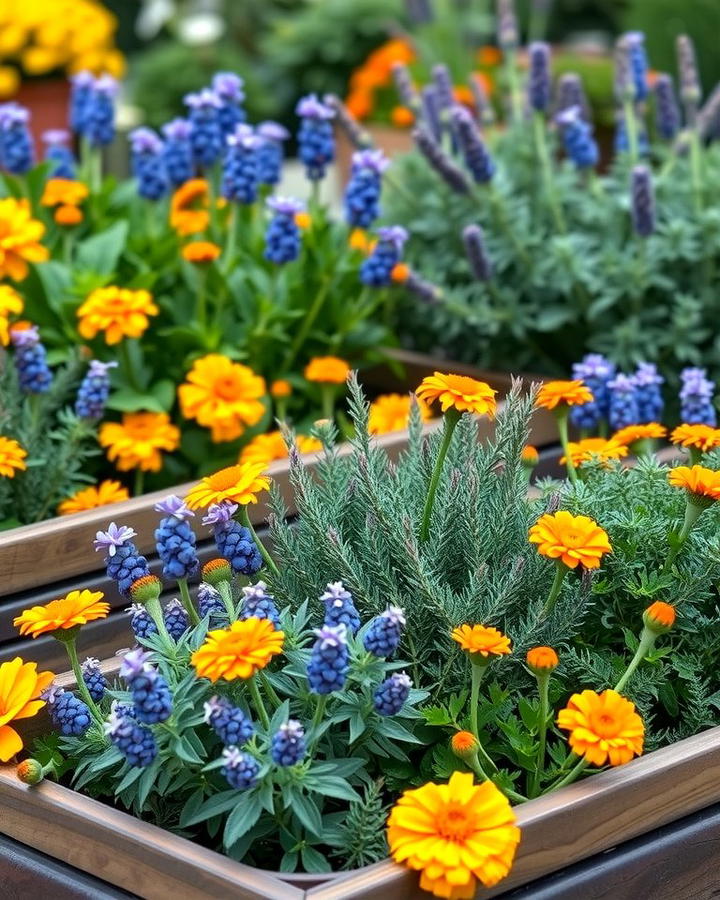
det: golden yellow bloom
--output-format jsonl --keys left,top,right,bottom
{"left": 185, "top": 462, "right": 271, "bottom": 510}
{"left": 192, "top": 617, "right": 284, "bottom": 681}
{"left": 295, "top": 211, "right": 311, "bottom": 229}
{"left": 270, "top": 379, "right": 292, "bottom": 398}
{"left": 182, "top": 240, "right": 221, "bottom": 263}
{"left": 526, "top": 646, "right": 559, "bottom": 673}
{"left": 349, "top": 228, "right": 372, "bottom": 253}
{"left": 40, "top": 178, "right": 89, "bottom": 208}
{"left": 670, "top": 424, "right": 720, "bottom": 453}
{"left": 613, "top": 423, "right": 667, "bottom": 445}
{"left": 529, "top": 510, "right": 611, "bottom": 570}
{"left": 239, "top": 431, "right": 322, "bottom": 467}
{"left": 170, "top": 179, "right": 210, "bottom": 235}
{"left": 0, "top": 66, "right": 20, "bottom": 98}
{"left": 643, "top": 601, "right": 676, "bottom": 634}
{"left": 99, "top": 412, "right": 180, "bottom": 473}
{"left": 14, "top": 589, "right": 109, "bottom": 638}
{"left": 535, "top": 380, "right": 593, "bottom": 411}
{"left": 0, "top": 198, "right": 49, "bottom": 281}
{"left": 667, "top": 465, "right": 720, "bottom": 503}
{"left": 0, "top": 435, "right": 27, "bottom": 477}
{"left": 304, "top": 356, "right": 351, "bottom": 385}
{"left": 0, "top": 658, "right": 54, "bottom": 762}
{"left": 368, "top": 393, "right": 431, "bottom": 435}
{"left": 0, "top": 284, "right": 23, "bottom": 346}
{"left": 54, "top": 204, "right": 84, "bottom": 226}
{"left": 416, "top": 372, "right": 497, "bottom": 418}
{"left": 557, "top": 689, "right": 644, "bottom": 767}
{"left": 77, "top": 286, "right": 159, "bottom": 345}
{"left": 559, "top": 437, "right": 628, "bottom": 468}
{"left": 387, "top": 771, "right": 520, "bottom": 897}
{"left": 521, "top": 445, "right": 539, "bottom": 465}
{"left": 57, "top": 480, "right": 129, "bottom": 515}
{"left": 178, "top": 354, "right": 266, "bottom": 443}
{"left": 451, "top": 624, "right": 511, "bottom": 660}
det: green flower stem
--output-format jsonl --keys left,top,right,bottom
{"left": 196, "top": 268, "right": 208, "bottom": 331}
{"left": 614, "top": 627, "right": 657, "bottom": 694}
{"left": 320, "top": 384, "right": 336, "bottom": 422}
{"left": 310, "top": 694, "right": 328, "bottom": 738}
{"left": 504, "top": 49, "right": 524, "bottom": 124}
{"left": 469, "top": 663, "right": 499, "bottom": 775}
{"left": 63, "top": 637, "right": 103, "bottom": 725}
{"left": 662, "top": 497, "right": 706, "bottom": 573}
{"left": 419, "top": 409, "right": 460, "bottom": 543}
{"left": 248, "top": 675, "right": 271, "bottom": 731}
{"left": 529, "top": 672, "right": 551, "bottom": 797}
{"left": 310, "top": 180, "right": 321, "bottom": 208}
{"left": 217, "top": 580, "right": 236, "bottom": 621}
{"left": 689, "top": 447, "right": 703, "bottom": 466}
{"left": 547, "top": 755, "right": 588, "bottom": 792}
{"left": 178, "top": 578, "right": 200, "bottom": 626}
{"left": 259, "top": 671, "right": 282, "bottom": 710}
{"left": 532, "top": 111, "right": 565, "bottom": 233}
{"left": 689, "top": 128, "right": 704, "bottom": 215}
{"left": 280, "top": 275, "right": 330, "bottom": 375}
{"left": 622, "top": 98, "right": 639, "bottom": 165}
{"left": 541, "top": 561, "right": 569, "bottom": 618}
{"left": 119, "top": 339, "right": 143, "bottom": 393}
{"left": 274, "top": 397, "right": 288, "bottom": 423}
{"left": 239, "top": 506, "right": 281, "bottom": 578}
{"left": 133, "top": 468, "right": 144, "bottom": 498}
{"left": 555, "top": 408, "right": 578, "bottom": 485}
{"left": 143, "top": 594, "right": 174, "bottom": 648}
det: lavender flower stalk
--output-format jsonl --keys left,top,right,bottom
{"left": 528, "top": 42, "right": 551, "bottom": 113}
{"left": 452, "top": 107, "right": 495, "bottom": 184}
{"left": 325, "top": 94, "right": 372, "bottom": 150}
{"left": 469, "top": 74, "right": 495, "bottom": 127}
{"left": 463, "top": 224, "right": 493, "bottom": 282}
{"left": 556, "top": 73, "right": 589, "bottom": 120}
{"left": 391, "top": 63, "right": 420, "bottom": 114}
{"left": 431, "top": 64, "right": 455, "bottom": 121}
{"left": 404, "top": 271, "right": 443, "bottom": 305}
{"left": 631, "top": 165, "right": 655, "bottom": 237}
{"left": 413, "top": 127, "right": 470, "bottom": 194}
{"left": 420, "top": 86, "right": 442, "bottom": 143}
{"left": 676, "top": 34, "right": 701, "bottom": 124}
{"left": 496, "top": 0, "right": 519, "bottom": 50}
{"left": 654, "top": 74, "right": 681, "bottom": 141}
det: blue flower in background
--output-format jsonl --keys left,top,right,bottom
{"left": 212, "top": 72, "right": 246, "bottom": 135}
{"left": 264, "top": 196, "right": 304, "bottom": 264}
{"left": 296, "top": 94, "right": 335, "bottom": 181}
{"left": 161, "top": 118, "right": 194, "bottom": 186}
{"left": 85, "top": 76, "right": 117, "bottom": 147}
{"left": 557, "top": 106, "right": 598, "bottom": 169}
{"left": 184, "top": 89, "right": 224, "bottom": 168}
{"left": 344, "top": 148, "right": 389, "bottom": 229}
{"left": 360, "top": 226, "right": 408, "bottom": 287}
{"left": 680, "top": 367, "right": 717, "bottom": 425}
{"left": 129, "top": 127, "right": 169, "bottom": 201}
{"left": 42, "top": 129, "right": 76, "bottom": 179}
{"left": 257, "top": 121, "right": 289, "bottom": 186}
{"left": 0, "top": 103, "right": 35, "bottom": 174}
{"left": 69, "top": 71, "right": 95, "bottom": 135}
{"left": 608, "top": 374, "right": 640, "bottom": 431}
{"left": 10, "top": 325, "right": 52, "bottom": 394}
{"left": 222, "top": 124, "right": 261, "bottom": 204}
{"left": 570, "top": 354, "right": 616, "bottom": 430}
{"left": 633, "top": 362, "right": 664, "bottom": 423}
{"left": 154, "top": 495, "right": 199, "bottom": 581}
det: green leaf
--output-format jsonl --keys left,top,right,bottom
{"left": 223, "top": 791, "right": 263, "bottom": 848}
{"left": 106, "top": 387, "right": 166, "bottom": 414}
{"left": 349, "top": 710, "right": 366, "bottom": 744}
{"left": 76, "top": 221, "right": 129, "bottom": 275}
{"left": 301, "top": 846, "right": 331, "bottom": 873}
{"left": 182, "top": 789, "right": 241, "bottom": 827}
{"left": 291, "top": 791, "right": 323, "bottom": 837}
{"left": 306, "top": 775, "right": 361, "bottom": 803}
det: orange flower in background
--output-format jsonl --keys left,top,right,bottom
{"left": 391, "top": 105, "right": 414, "bottom": 127}
{"left": 521, "top": 445, "right": 539, "bottom": 465}
{"left": 453, "top": 85, "right": 475, "bottom": 106}
{"left": 0, "top": 198, "right": 49, "bottom": 281}
{"left": 270, "top": 379, "right": 292, "bottom": 399}
{"left": 477, "top": 46, "right": 502, "bottom": 67}
{"left": 670, "top": 424, "right": 720, "bottom": 453}
{"left": 0, "top": 436, "right": 27, "bottom": 478}
{"left": 536, "top": 380, "right": 593, "bottom": 411}
{"left": 182, "top": 240, "right": 221, "bottom": 263}
{"left": 613, "top": 423, "right": 667, "bottom": 445}
{"left": 560, "top": 437, "right": 628, "bottom": 468}
{"left": 178, "top": 354, "right": 266, "bottom": 443}
{"left": 55, "top": 204, "right": 83, "bottom": 226}
{"left": 391, "top": 262, "right": 410, "bottom": 283}
{"left": 40, "top": 178, "right": 89, "bottom": 208}
{"left": 99, "top": 412, "right": 180, "bottom": 472}
{"left": 346, "top": 38, "right": 416, "bottom": 121}
{"left": 387, "top": 771, "right": 520, "bottom": 897}
{"left": 526, "top": 646, "right": 559, "bottom": 673}
{"left": 417, "top": 372, "right": 497, "bottom": 418}
{"left": 304, "top": 356, "right": 351, "bottom": 385}
{"left": 14, "top": 589, "right": 109, "bottom": 638}
{"left": 170, "top": 179, "right": 210, "bottom": 235}
{"left": 368, "top": 393, "right": 431, "bottom": 435}
{"left": 77, "top": 286, "right": 158, "bottom": 344}
{"left": 557, "top": 689, "right": 644, "bottom": 767}
{"left": 349, "top": 228, "right": 372, "bottom": 253}
{"left": 346, "top": 89, "right": 373, "bottom": 120}
{"left": 0, "top": 658, "right": 54, "bottom": 762}
{"left": 240, "top": 430, "right": 322, "bottom": 467}
{"left": 668, "top": 465, "right": 720, "bottom": 503}
{"left": 185, "top": 462, "right": 270, "bottom": 510}
{"left": 0, "top": 284, "right": 23, "bottom": 345}
{"left": 529, "top": 510, "right": 611, "bottom": 569}
{"left": 192, "top": 617, "right": 284, "bottom": 681}
{"left": 294, "top": 211, "right": 311, "bottom": 230}
{"left": 57, "top": 480, "right": 130, "bottom": 515}
{"left": 451, "top": 624, "right": 511, "bottom": 660}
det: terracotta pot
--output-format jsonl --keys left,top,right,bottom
{"left": 14, "top": 79, "right": 71, "bottom": 148}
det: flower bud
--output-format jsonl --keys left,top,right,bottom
{"left": 643, "top": 601, "right": 676, "bottom": 635}
{"left": 526, "top": 646, "right": 559, "bottom": 675}
{"left": 521, "top": 445, "right": 539, "bottom": 468}
{"left": 128, "top": 574, "right": 162, "bottom": 604}
{"left": 17, "top": 759, "right": 44, "bottom": 785}
{"left": 201, "top": 557, "right": 232, "bottom": 586}
{"left": 451, "top": 730, "right": 480, "bottom": 761}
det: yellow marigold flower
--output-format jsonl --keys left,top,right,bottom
{"left": 304, "top": 356, "right": 351, "bottom": 385}
{"left": 368, "top": 393, "right": 431, "bottom": 435}
{"left": 0, "top": 658, "right": 54, "bottom": 762}
{"left": 77, "top": 286, "right": 159, "bottom": 345}
{"left": 185, "top": 462, "right": 271, "bottom": 510}
{"left": 0, "top": 284, "right": 23, "bottom": 346}
{"left": 526, "top": 646, "right": 559, "bottom": 674}
{"left": 450, "top": 730, "right": 480, "bottom": 760}
{"left": 417, "top": 372, "right": 497, "bottom": 418}
{"left": 0, "top": 66, "right": 20, "bottom": 98}
{"left": 40, "top": 178, "right": 89, "bottom": 208}
{"left": 57, "top": 480, "right": 130, "bottom": 515}
{"left": 349, "top": 228, "right": 371, "bottom": 253}
{"left": 0, "top": 198, "right": 49, "bottom": 281}
{"left": 99, "top": 412, "right": 180, "bottom": 473}
{"left": 182, "top": 240, "right": 221, "bottom": 263}
{"left": 670, "top": 424, "right": 720, "bottom": 453}
{"left": 14, "top": 589, "right": 109, "bottom": 638}
{"left": 391, "top": 262, "right": 410, "bottom": 283}
{"left": 521, "top": 445, "right": 539, "bottom": 466}
{"left": 557, "top": 689, "right": 644, "bottom": 767}
{"left": 54, "top": 204, "right": 84, "bottom": 226}
{"left": 559, "top": 437, "right": 628, "bottom": 468}
{"left": 535, "top": 379, "right": 593, "bottom": 411}
{"left": 529, "top": 511, "right": 611, "bottom": 569}
{"left": 178, "top": 354, "right": 266, "bottom": 443}
{"left": 387, "top": 771, "right": 520, "bottom": 896}
{"left": 643, "top": 601, "right": 676, "bottom": 634}
{"left": 0, "top": 436, "right": 27, "bottom": 478}
{"left": 295, "top": 211, "right": 311, "bottom": 229}
{"left": 667, "top": 464, "right": 720, "bottom": 504}
{"left": 170, "top": 178, "right": 210, "bottom": 235}
{"left": 192, "top": 617, "right": 284, "bottom": 681}
{"left": 239, "top": 430, "right": 321, "bottom": 467}
{"left": 270, "top": 379, "right": 292, "bottom": 398}
{"left": 451, "top": 624, "right": 511, "bottom": 661}
{"left": 613, "top": 423, "right": 667, "bottom": 445}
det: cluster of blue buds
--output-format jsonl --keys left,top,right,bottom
{"left": 360, "top": 226, "right": 408, "bottom": 287}
{"left": 680, "top": 368, "right": 717, "bottom": 425}
{"left": 163, "top": 598, "right": 189, "bottom": 640}
{"left": 653, "top": 74, "right": 681, "bottom": 141}
{"left": 75, "top": 360, "right": 117, "bottom": 420}
{"left": 221, "top": 747, "right": 259, "bottom": 790}
{"left": 154, "top": 495, "right": 199, "bottom": 581}
{"left": 570, "top": 354, "right": 616, "bottom": 430}
{"left": 119, "top": 648, "right": 173, "bottom": 725}
{"left": 463, "top": 223, "right": 493, "bottom": 282}
{"left": 451, "top": 106, "right": 495, "bottom": 184}
{"left": 624, "top": 31, "right": 649, "bottom": 102}
{"left": 212, "top": 72, "right": 246, "bottom": 136}
{"left": 528, "top": 42, "right": 552, "bottom": 113}
{"left": 94, "top": 523, "right": 151, "bottom": 598}
{"left": 240, "top": 581, "right": 280, "bottom": 627}
{"left": 307, "top": 624, "right": 349, "bottom": 694}
{"left": 69, "top": 71, "right": 95, "bottom": 134}
{"left": 204, "top": 695, "right": 254, "bottom": 746}
{"left": 42, "top": 129, "right": 76, "bottom": 179}
{"left": 0, "top": 103, "right": 34, "bottom": 174}
{"left": 127, "top": 602, "right": 157, "bottom": 639}
{"left": 633, "top": 362, "right": 664, "bottom": 422}
{"left": 556, "top": 106, "right": 599, "bottom": 169}
{"left": 257, "top": 121, "right": 289, "bottom": 186}
{"left": 42, "top": 685, "right": 92, "bottom": 736}
{"left": 608, "top": 374, "right": 641, "bottom": 431}
{"left": 202, "top": 502, "right": 262, "bottom": 576}
{"left": 222, "top": 124, "right": 262, "bottom": 204}
{"left": 197, "top": 582, "right": 228, "bottom": 623}
{"left": 105, "top": 701, "right": 157, "bottom": 768}
{"left": 83, "top": 75, "right": 118, "bottom": 147}
{"left": 364, "top": 606, "right": 406, "bottom": 658}
{"left": 264, "top": 196, "right": 304, "bottom": 264}
{"left": 296, "top": 94, "right": 335, "bottom": 181}
{"left": 374, "top": 672, "right": 412, "bottom": 716}
{"left": 161, "top": 118, "right": 194, "bottom": 187}
{"left": 81, "top": 657, "right": 107, "bottom": 702}
{"left": 271, "top": 720, "right": 306, "bottom": 767}
{"left": 10, "top": 325, "right": 53, "bottom": 394}
{"left": 129, "top": 127, "right": 169, "bottom": 201}
{"left": 184, "top": 89, "right": 224, "bottom": 168}
{"left": 321, "top": 581, "right": 360, "bottom": 634}
{"left": 344, "top": 149, "right": 389, "bottom": 229}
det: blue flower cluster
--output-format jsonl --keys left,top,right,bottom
{"left": 127, "top": 602, "right": 157, "bottom": 639}
{"left": 307, "top": 624, "right": 349, "bottom": 694}
{"left": 129, "top": 127, "right": 169, "bottom": 201}
{"left": 84, "top": 75, "right": 118, "bottom": 147}
{"left": 43, "top": 686, "right": 91, "bottom": 736}
{"left": 184, "top": 89, "right": 224, "bottom": 168}
{"left": 374, "top": 672, "right": 412, "bottom": 716}
{"left": 221, "top": 747, "right": 259, "bottom": 790}
{"left": 240, "top": 581, "right": 280, "bottom": 627}
{"left": 105, "top": 703, "right": 158, "bottom": 768}
{"left": 81, "top": 657, "right": 107, "bottom": 702}
{"left": 203, "top": 503, "right": 262, "bottom": 576}
{"left": 0, "top": 103, "right": 34, "bottom": 174}
{"left": 120, "top": 649, "right": 173, "bottom": 725}
{"left": 205, "top": 695, "right": 254, "bottom": 746}
{"left": 608, "top": 374, "right": 641, "bottom": 431}
{"left": 360, "top": 226, "right": 408, "bottom": 287}
{"left": 264, "top": 196, "right": 304, "bottom": 264}
{"left": 557, "top": 106, "right": 599, "bottom": 169}
{"left": 163, "top": 598, "right": 189, "bottom": 640}
{"left": 10, "top": 326, "right": 53, "bottom": 394}
{"left": 451, "top": 107, "right": 495, "bottom": 184}
{"left": 344, "top": 149, "right": 389, "bottom": 229}
{"left": 75, "top": 360, "right": 117, "bottom": 420}
{"left": 321, "top": 581, "right": 360, "bottom": 634}
{"left": 680, "top": 368, "right": 717, "bottom": 425}
{"left": 364, "top": 606, "right": 406, "bottom": 658}
{"left": 222, "top": 124, "right": 261, "bottom": 204}
{"left": 154, "top": 495, "right": 199, "bottom": 580}
{"left": 633, "top": 362, "right": 664, "bottom": 422}
{"left": 296, "top": 94, "right": 335, "bottom": 181}
{"left": 570, "top": 354, "right": 616, "bottom": 430}
{"left": 257, "top": 121, "right": 289, "bottom": 186}
{"left": 42, "top": 129, "right": 76, "bottom": 179}
{"left": 94, "top": 524, "right": 151, "bottom": 598}
{"left": 161, "top": 119, "right": 194, "bottom": 186}
{"left": 212, "top": 72, "right": 246, "bottom": 135}
{"left": 197, "top": 582, "right": 228, "bottom": 623}
{"left": 271, "top": 720, "right": 306, "bottom": 766}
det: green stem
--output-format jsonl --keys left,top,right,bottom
{"left": 274, "top": 397, "right": 288, "bottom": 423}
{"left": 248, "top": 676, "right": 271, "bottom": 731}
{"left": 239, "top": 506, "right": 281, "bottom": 578}
{"left": 133, "top": 468, "right": 144, "bottom": 498}
{"left": 196, "top": 269, "right": 207, "bottom": 331}
{"left": 622, "top": 98, "right": 639, "bottom": 166}
{"left": 280, "top": 276, "right": 330, "bottom": 374}
{"left": 419, "top": 410, "right": 460, "bottom": 543}
{"left": 320, "top": 385, "right": 336, "bottom": 422}
{"left": 548, "top": 755, "right": 588, "bottom": 792}
{"left": 689, "top": 446, "right": 703, "bottom": 466}
{"left": 662, "top": 498, "right": 705, "bottom": 573}
{"left": 469, "top": 663, "right": 499, "bottom": 774}
{"left": 119, "top": 340, "right": 142, "bottom": 393}
{"left": 533, "top": 111, "right": 565, "bottom": 233}
{"left": 614, "top": 627, "right": 657, "bottom": 694}
{"left": 504, "top": 48, "right": 523, "bottom": 124}
{"left": 555, "top": 409, "right": 578, "bottom": 485}
{"left": 689, "top": 128, "right": 704, "bottom": 216}
{"left": 259, "top": 670, "right": 282, "bottom": 710}
{"left": 178, "top": 578, "right": 200, "bottom": 626}
{"left": 542, "top": 561, "right": 569, "bottom": 618}
{"left": 64, "top": 638, "right": 103, "bottom": 725}
{"left": 143, "top": 594, "right": 174, "bottom": 647}
{"left": 311, "top": 694, "right": 328, "bottom": 737}
{"left": 217, "top": 580, "right": 236, "bottom": 621}
{"left": 530, "top": 673, "right": 550, "bottom": 797}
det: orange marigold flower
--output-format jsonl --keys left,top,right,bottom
{"left": 14, "top": 589, "right": 109, "bottom": 638}
{"left": 451, "top": 624, "right": 511, "bottom": 661}
{"left": 270, "top": 379, "right": 292, "bottom": 398}
{"left": 453, "top": 85, "right": 475, "bottom": 106}
{"left": 391, "top": 105, "right": 415, "bottom": 127}
{"left": 304, "top": 356, "right": 351, "bottom": 385}
{"left": 128, "top": 575, "right": 162, "bottom": 603}
{"left": 77, "top": 286, "right": 158, "bottom": 345}
{"left": 170, "top": 178, "right": 210, "bottom": 235}
{"left": 0, "top": 436, "right": 27, "bottom": 478}
{"left": 192, "top": 617, "right": 284, "bottom": 681}
{"left": 557, "top": 689, "right": 644, "bottom": 767}
{"left": 536, "top": 380, "right": 593, "bottom": 411}
{"left": 178, "top": 354, "right": 266, "bottom": 443}
{"left": 0, "top": 658, "right": 54, "bottom": 762}
{"left": 391, "top": 262, "right": 410, "bottom": 283}
{"left": 416, "top": 372, "right": 497, "bottom": 418}
{"left": 54, "top": 204, "right": 83, "bottom": 226}
{"left": 185, "top": 462, "right": 271, "bottom": 510}
{"left": 368, "top": 393, "right": 431, "bottom": 435}
{"left": 643, "top": 601, "right": 676, "bottom": 634}
{"left": 349, "top": 228, "right": 372, "bottom": 253}
{"left": 41, "top": 178, "right": 89, "bottom": 208}
{"left": 202, "top": 558, "right": 232, "bottom": 585}
{"left": 670, "top": 424, "right": 720, "bottom": 453}
{"left": 529, "top": 510, "right": 612, "bottom": 569}
{"left": 57, "top": 480, "right": 130, "bottom": 515}
{"left": 240, "top": 430, "right": 322, "bottom": 467}
{"left": 559, "top": 437, "right": 628, "bottom": 468}
{"left": 450, "top": 730, "right": 480, "bottom": 759}
{"left": 477, "top": 45, "right": 502, "bottom": 66}
{"left": 613, "top": 423, "right": 667, "bottom": 445}
{"left": 526, "top": 646, "right": 559, "bottom": 673}
{"left": 521, "top": 445, "right": 539, "bottom": 466}
{"left": 99, "top": 412, "right": 180, "bottom": 473}
{"left": 0, "top": 284, "right": 23, "bottom": 346}
{"left": 0, "top": 198, "right": 49, "bottom": 281}
{"left": 294, "top": 211, "right": 312, "bottom": 229}
{"left": 345, "top": 89, "right": 373, "bottom": 120}
{"left": 182, "top": 240, "right": 221, "bottom": 263}
{"left": 387, "top": 771, "right": 520, "bottom": 896}
{"left": 667, "top": 465, "right": 720, "bottom": 504}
